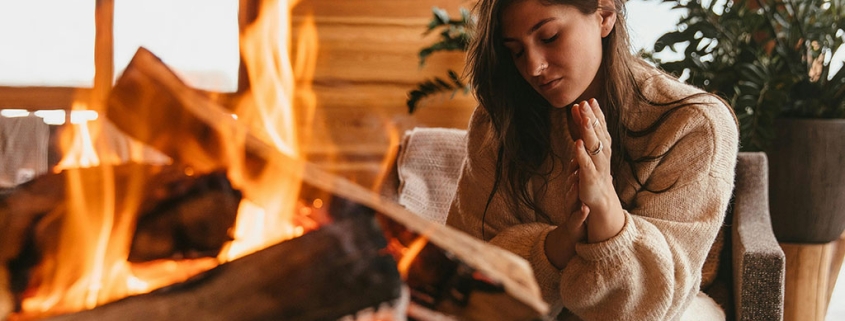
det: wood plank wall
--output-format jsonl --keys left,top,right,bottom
{"left": 289, "top": 0, "right": 477, "bottom": 186}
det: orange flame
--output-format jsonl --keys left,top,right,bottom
{"left": 54, "top": 102, "right": 101, "bottom": 170}
{"left": 21, "top": 99, "right": 182, "bottom": 316}
{"left": 396, "top": 236, "right": 429, "bottom": 280}
{"left": 218, "top": 0, "right": 320, "bottom": 261}
{"left": 19, "top": 0, "right": 324, "bottom": 316}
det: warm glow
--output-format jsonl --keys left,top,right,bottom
{"left": 55, "top": 103, "right": 100, "bottom": 169}
{"left": 396, "top": 236, "right": 429, "bottom": 280}
{"left": 22, "top": 96, "right": 175, "bottom": 315}
{"left": 54, "top": 103, "right": 167, "bottom": 171}
{"left": 372, "top": 120, "right": 401, "bottom": 191}
{"left": 219, "top": 0, "right": 320, "bottom": 262}
{"left": 18, "top": 0, "right": 323, "bottom": 316}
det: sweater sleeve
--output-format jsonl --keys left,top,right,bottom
{"left": 446, "top": 107, "right": 567, "bottom": 305}
{"left": 558, "top": 99, "right": 739, "bottom": 321}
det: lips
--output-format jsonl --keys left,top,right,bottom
{"left": 538, "top": 77, "right": 562, "bottom": 91}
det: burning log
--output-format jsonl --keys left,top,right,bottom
{"left": 129, "top": 169, "right": 241, "bottom": 262}
{"left": 0, "top": 165, "right": 240, "bottom": 264}
{"left": 42, "top": 207, "right": 403, "bottom": 321}
{"left": 103, "top": 47, "right": 548, "bottom": 320}
{"left": 0, "top": 164, "right": 241, "bottom": 317}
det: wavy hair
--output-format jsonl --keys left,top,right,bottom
{"left": 467, "top": 0, "right": 714, "bottom": 226}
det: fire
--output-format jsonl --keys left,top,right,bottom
{"left": 218, "top": 0, "right": 320, "bottom": 261}
{"left": 17, "top": 0, "right": 322, "bottom": 317}
{"left": 55, "top": 104, "right": 101, "bottom": 169}
{"left": 396, "top": 236, "right": 429, "bottom": 280}
{"left": 20, "top": 93, "right": 174, "bottom": 315}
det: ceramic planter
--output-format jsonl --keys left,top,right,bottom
{"left": 767, "top": 118, "right": 845, "bottom": 243}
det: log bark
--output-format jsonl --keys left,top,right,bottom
{"left": 0, "top": 165, "right": 240, "bottom": 265}
{"left": 42, "top": 213, "right": 402, "bottom": 321}
{"left": 0, "top": 164, "right": 242, "bottom": 315}
{"left": 105, "top": 47, "right": 548, "bottom": 320}
{"left": 129, "top": 169, "right": 240, "bottom": 262}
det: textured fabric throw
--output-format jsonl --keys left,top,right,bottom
{"left": 0, "top": 116, "right": 49, "bottom": 188}
{"left": 396, "top": 127, "right": 467, "bottom": 225}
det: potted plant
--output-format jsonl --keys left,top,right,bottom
{"left": 406, "top": 7, "right": 472, "bottom": 114}
{"left": 646, "top": 0, "right": 845, "bottom": 243}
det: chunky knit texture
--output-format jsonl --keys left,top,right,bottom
{"left": 396, "top": 127, "right": 468, "bottom": 225}
{"left": 446, "top": 65, "right": 739, "bottom": 320}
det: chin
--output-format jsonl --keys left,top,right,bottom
{"left": 545, "top": 96, "right": 576, "bottom": 109}
{"left": 536, "top": 87, "right": 580, "bottom": 108}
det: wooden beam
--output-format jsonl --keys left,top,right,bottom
{"left": 94, "top": 0, "right": 114, "bottom": 107}
{"left": 237, "top": 0, "right": 259, "bottom": 92}
{"left": 0, "top": 87, "right": 90, "bottom": 110}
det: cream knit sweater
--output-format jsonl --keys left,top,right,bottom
{"left": 446, "top": 65, "right": 739, "bottom": 320}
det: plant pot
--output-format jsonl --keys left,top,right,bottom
{"left": 767, "top": 118, "right": 845, "bottom": 243}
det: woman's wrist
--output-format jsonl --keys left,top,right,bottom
{"left": 587, "top": 196, "right": 625, "bottom": 243}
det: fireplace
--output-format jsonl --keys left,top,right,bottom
{"left": 0, "top": 1, "right": 546, "bottom": 320}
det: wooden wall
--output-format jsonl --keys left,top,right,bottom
{"left": 289, "top": 0, "right": 477, "bottom": 186}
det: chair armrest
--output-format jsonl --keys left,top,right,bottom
{"left": 732, "top": 152, "right": 785, "bottom": 321}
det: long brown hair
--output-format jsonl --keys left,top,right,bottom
{"left": 467, "top": 0, "right": 709, "bottom": 225}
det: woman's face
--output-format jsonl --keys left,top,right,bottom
{"left": 501, "top": 0, "right": 615, "bottom": 108}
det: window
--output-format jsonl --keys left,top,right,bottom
{"left": 114, "top": 0, "right": 239, "bottom": 92}
{"left": 0, "top": 0, "right": 95, "bottom": 87}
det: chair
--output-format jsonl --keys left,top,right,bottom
{"left": 382, "top": 127, "right": 785, "bottom": 321}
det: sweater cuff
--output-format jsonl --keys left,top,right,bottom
{"left": 575, "top": 212, "right": 638, "bottom": 261}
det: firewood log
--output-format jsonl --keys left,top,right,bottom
{"left": 129, "top": 170, "right": 240, "bottom": 262}
{"left": 1, "top": 164, "right": 242, "bottom": 314}
{"left": 0, "top": 172, "right": 64, "bottom": 264}
{"left": 42, "top": 213, "right": 403, "bottom": 321}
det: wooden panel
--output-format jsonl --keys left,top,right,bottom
{"left": 292, "top": 0, "right": 474, "bottom": 19}
{"left": 94, "top": 0, "right": 114, "bottom": 105}
{"left": 781, "top": 240, "right": 843, "bottom": 321}
{"left": 286, "top": 0, "right": 477, "bottom": 181}
{"left": 0, "top": 87, "right": 90, "bottom": 110}
{"left": 293, "top": 22, "right": 469, "bottom": 84}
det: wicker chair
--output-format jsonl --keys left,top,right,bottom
{"left": 383, "top": 127, "right": 785, "bottom": 321}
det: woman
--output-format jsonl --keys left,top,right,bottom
{"left": 445, "top": 0, "right": 739, "bottom": 319}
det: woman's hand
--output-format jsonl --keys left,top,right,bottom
{"left": 571, "top": 99, "right": 625, "bottom": 243}
{"left": 544, "top": 157, "right": 589, "bottom": 270}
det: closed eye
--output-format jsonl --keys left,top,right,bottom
{"left": 541, "top": 34, "right": 559, "bottom": 44}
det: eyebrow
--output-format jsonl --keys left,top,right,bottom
{"left": 502, "top": 17, "right": 557, "bottom": 42}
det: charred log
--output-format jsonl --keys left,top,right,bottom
{"left": 42, "top": 212, "right": 402, "bottom": 321}
{"left": 129, "top": 170, "right": 240, "bottom": 262}
{"left": 0, "top": 164, "right": 242, "bottom": 312}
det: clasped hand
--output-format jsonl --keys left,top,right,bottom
{"left": 567, "top": 98, "right": 625, "bottom": 244}
{"left": 545, "top": 99, "right": 626, "bottom": 270}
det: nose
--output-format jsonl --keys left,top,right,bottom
{"left": 526, "top": 50, "right": 547, "bottom": 76}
